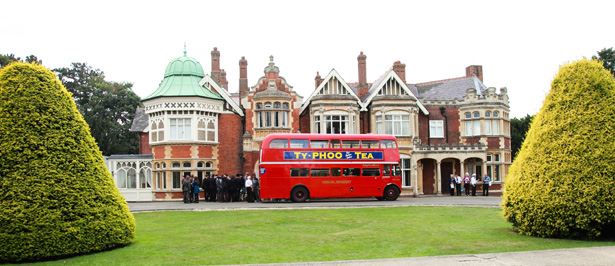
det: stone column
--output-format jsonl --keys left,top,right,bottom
{"left": 413, "top": 163, "right": 419, "bottom": 197}
{"left": 436, "top": 161, "right": 442, "bottom": 196}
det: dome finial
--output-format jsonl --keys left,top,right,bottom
{"left": 183, "top": 42, "right": 187, "bottom": 56}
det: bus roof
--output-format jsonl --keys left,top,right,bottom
{"left": 262, "top": 133, "right": 397, "bottom": 143}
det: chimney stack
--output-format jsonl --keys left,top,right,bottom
{"left": 220, "top": 69, "right": 228, "bottom": 90}
{"left": 357, "top": 52, "right": 368, "bottom": 100}
{"left": 315, "top": 72, "right": 323, "bottom": 89}
{"left": 393, "top": 61, "right": 406, "bottom": 84}
{"left": 466, "top": 65, "right": 483, "bottom": 82}
{"left": 211, "top": 47, "right": 221, "bottom": 84}
{"left": 239, "top": 56, "right": 248, "bottom": 97}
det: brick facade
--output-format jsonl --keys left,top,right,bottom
{"left": 126, "top": 48, "right": 510, "bottom": 200}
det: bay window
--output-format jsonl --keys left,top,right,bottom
{"left": 170, "top": 118, "right": 191, "bottom": 140}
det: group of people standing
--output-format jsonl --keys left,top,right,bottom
{"left": 449, "top": 173, "right": 491, "bottom": 196}
{"left": 182, "top": 173, "right": 260, "bottom": 203}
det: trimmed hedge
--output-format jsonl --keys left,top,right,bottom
{"left": 502, "top": 59, "right": 615, "bottom": 239}
{"left": 0, "top": 62, "right": 135, "bottom": 262}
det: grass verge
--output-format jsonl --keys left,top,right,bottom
{"left": 12, "top": 206, "right": 615, "bottom": 265}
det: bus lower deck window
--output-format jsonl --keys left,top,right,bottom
{"left": 383, "top": 165, "right": 391, "bottom": 176}
{"left": 291, "top": 168, "right": 309, "bottom": 177}
{"left": 392, "top": 165, "right": 402, "bottom": 176}
{"left": 331, "top": 168, "right": 341, "bottom": 176}
{"left": 343, "top": 168, "right": 360, "bottom": 176}
{"left": 362, "top": 168, "right": 380, "bottom": 176}
{"left": 311, "top": 168, "right": 329, "bottom": 177}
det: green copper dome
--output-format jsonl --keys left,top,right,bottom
{"left": 143, "top": 51, "right": 222, "bottom": 101}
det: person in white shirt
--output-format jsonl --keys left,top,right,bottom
{"left": 470, "top": 174, "right": 477, "bottom": 196}
{"left": 454, "top": 175, "right": 462, "bottom": 196}
{"left": 245, "top": 176, "right": 254, "bottom": 203}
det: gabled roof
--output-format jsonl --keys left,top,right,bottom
{"left": 199, "top": 75, "right": 244, "bottom": 116}
{"left": 413, "top": 76, "right": 486, "bottom": 101}
{"left": 363, "top": 69, "right": 429, "bottom": 114}
{"left": 300, "top": 69, "right": 363, "bottom": 114}
{"left": 129, "top": 107, "right": 149, "bottom": 133}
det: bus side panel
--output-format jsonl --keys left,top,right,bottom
{"left": 260, "top": 165, "right": 290, "bottom": 199}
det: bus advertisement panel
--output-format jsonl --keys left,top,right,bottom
{"left": 258, "top": 134, "right": 402, "bottom": 202}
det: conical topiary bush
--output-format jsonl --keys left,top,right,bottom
{"left": 502, "top": 59, "right": 615, "bottom": 239}
{"left": 0, "top": 62, "right": 135, "bottom": 262}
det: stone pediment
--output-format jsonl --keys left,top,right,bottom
{"left": 253, "top": 88, "right": 293, "bottom": 100}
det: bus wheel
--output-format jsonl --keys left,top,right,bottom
{"left": 291, "top": 187, "right": 309, "bottom": 203}
{"left": 383, "top": 186, "right": 399, "bottom": 201}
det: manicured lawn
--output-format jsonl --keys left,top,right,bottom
{"left": 14, "top": 206, "right": 615, "bottom": 265}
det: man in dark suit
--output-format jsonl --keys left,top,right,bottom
{"left": 182, "top": 175, "right": 191, "bottom": 203}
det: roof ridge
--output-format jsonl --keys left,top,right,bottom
{"left": 412, "top": 76, "right": 470, "bottom": 86}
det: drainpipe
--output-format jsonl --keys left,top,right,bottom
{"left": 440, "top": 107, "right": 448, "bottom": 143}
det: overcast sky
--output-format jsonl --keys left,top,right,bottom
{"left": 3, "top": 0, "right": 614, "bottom": 118}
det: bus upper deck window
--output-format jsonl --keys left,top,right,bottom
{"left": 310, "top": 140, "right": 329, "bottom": 149}
{"left": 341, "top": 140, "right": 360, "bottom": 148}
{"left": 331, "top": 139, "right": 341, "bottom": 148}
{"left": 290, "top": 139, "right": 309, "bottom": 148}
{"left": 381, "top": 140, "right": 397, "bottom": 149}
{"left": 269, "top": 139, "right": 288, "bottom": 148}
{"left": 361, "top": 140, "right": 379, "bottom": 149}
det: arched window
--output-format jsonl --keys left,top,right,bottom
{"left": 493, "top": 111, "right": 499, "bottom": 118}
{"left": 183, "top": 162, "right": 191, "bottom": 168}
{"left": 197, "top": 162, "right": 204, "bottom": 168}
{"left": 127, "top": 169, "right": 137, "bottom": 189}
{"left": 485, "top": 111, "right": 491, "bottom": 117}
{"left": 256, "top": 103, "right": 263, "bottom": 109}
{"left": 139, "top": 167, "right": 152, "bottom": 188}
{"left": 206, "top": 161, "right": 213, "bottom": 168}
{"left": 172, "top": 162, "right": 180, "bottom": 168}
{"left": 465, "top": 112, "right": 471, "bottom": 119}
{"left": 117, "top": 169, "right": 127, "bottom": 188}
{"left": 473, "top": 111, "right": 480, "bottom": 118}
{"left": 274, "top": 102, "right": 281, "bottom": 109}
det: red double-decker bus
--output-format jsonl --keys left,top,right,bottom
{"left": 258, "top": 133, "right": 402, "bottom": 202}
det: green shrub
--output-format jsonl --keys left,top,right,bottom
{"left": 0, "top": 62, "right": 135, "bottom": 262}
{"left": 502, "top": 59, "right": 615, "bottom": 239}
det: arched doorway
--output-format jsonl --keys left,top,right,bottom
{"left": 440, "top": 158, "right": 461, "bottom": 196}
{"left": 418, "top": 158, "right": 436, "bottom": 194}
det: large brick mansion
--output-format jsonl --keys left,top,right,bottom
{"left": 106, "top": 48, "right": 511, "bottom": 201}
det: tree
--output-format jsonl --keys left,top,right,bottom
{"left": 0, "top": 62, "right": 135, "bottom": 263}
{"left": 0, "top": 54, "right": 41, "bottom": 68}
{"left": 502, "top": 59, "right": 615, "bottom": 239}
{"left": 25, "top": 54, "right": 42, "bottom": 64}
{"left": 54, "top": 63, "right": 142, "bottom": 155}
{"left": 592, "top": 47, "right": 615, "bottom": 77}
{"left": 0, "top": 53, "right": 21, "bottom": 68}
{"left": 510, "top": 114, "right": 533, "bottom": 161}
